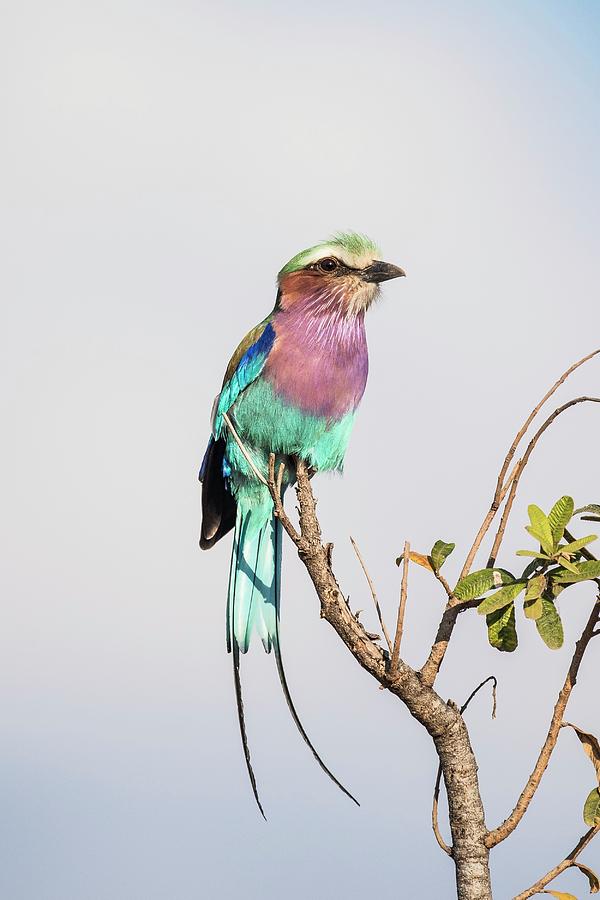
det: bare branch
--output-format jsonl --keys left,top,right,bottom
{"left": 350, "top": 536, "right": 394, "bottom": 655}
{"left": 460, "top": 676, "right": 497, "bottom": 719}
{"left": 496, "top": 348, "right": 600, "bottom": 498}
{"left": 486, "top": 594, "right": 600, "bottom": 848}
{"left": 460, "top": 459, "right": 521, "bottom": 581}
{"left": 420, "top": 603, "right": 476, "bottom": 687}
{"left": 487, "top": 397, "right": 600, "bottom": 567}
{"left": 434, "top": 568, "right": 454, "bottom": 600}
{"left": 513, "top": 825, "right": 600, "bottom": 900}
{"left": 391, "top": 541, "right": 410, "bottom": 674}
{"left": 460, "top": 348, "right": 600, "bottom": 579}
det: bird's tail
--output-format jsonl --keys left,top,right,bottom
{"left": 227, "top": 502, "right": 359, "bottom": 815}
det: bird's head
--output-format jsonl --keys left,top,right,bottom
{"left": 277, "top": 231, "right": 405, "bottom": 316}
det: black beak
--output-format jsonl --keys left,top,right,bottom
{"left": 361, "top": 260, "right": 406, "bottom": 283}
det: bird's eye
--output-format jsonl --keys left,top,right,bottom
{"left": 318, "top": 257, "right": 339, "bottom": 273}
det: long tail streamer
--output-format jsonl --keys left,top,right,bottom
{"left": 229, "top": 506, "right": 358, "bottom": 815}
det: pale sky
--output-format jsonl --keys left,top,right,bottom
{"left": 1, "top": 1, "right": 600, "bottom": 897}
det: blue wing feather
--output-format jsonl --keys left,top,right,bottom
{"left": 215, "top": 322, "right": 275, "bottom": 437}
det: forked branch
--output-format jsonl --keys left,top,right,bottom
{"left": 486, "top": 592, "right": 600, "bottom": 848}
{"left": 513, "top": 824, "right": 600, "bottom": 900}
{"left": 487, "top": 397, "right": 600, "bottom": 567}
{"left": 421, "top": 392, "right": 600, "bottom": 687}
{"left": 462, "top": 348, "right": 600, "bottom": 579}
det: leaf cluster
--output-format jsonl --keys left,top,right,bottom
{"left": 451, "top": 497, "right": 600, "bottom": 652}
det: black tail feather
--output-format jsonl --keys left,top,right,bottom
{"left": 273, "top": 626, "right": 360, "bottom": 807}
{"left": 232, "top": 641, "right": 266, "bottom": 820}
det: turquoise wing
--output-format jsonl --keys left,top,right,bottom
{"left": 214, "top": 321, "right": 275, "bottom": 438}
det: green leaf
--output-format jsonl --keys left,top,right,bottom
{"left": 524, "top": 574, "right": 546, "bottom": 619}
{"left": 574, "top": 860, "right": 600, "bottom": 893}
{"left": 486, "top": 603, "right": 518, "bottom": 652}
{"left": 553, "top": 560, "right": 600, "bottom": 584}
{"left": 516, "top": 549, "right": 553, "bottom": 560}
{"left": 575, "top": 504, "right": 600, "bottom": 517}
{"left": 559, "top": 534, "right": 598, "bottom": 555}
{"left": 524, "top": 596, "right": 544, "bottom": 619}
{"left": 536, "top": 598, "right": 564, "bottom": 649}
{"left": 527, "top": 504, "right": 555, "bottom": 555}
{"left": 556, "top": 556, "right": 581, "bottom": 575}
{"left": 547, "top": 577, "right": 566, "bottom": 599}
{"left": 583, "top": 787, "right": 600, "bottom": 826}
{"left": 525, "top": 573, "right": 547, "bottom": 601}
{"left": 478, "top": 581, "right": 526, "bottom": 616}
{"left": 548, "top": 495, "right": 574, "bottom": 544}
{"left": 453, "top": 568, "right": 514, "bottom": 601}
{"left": 429, "top": 540, "right": 455, "bottom": 574}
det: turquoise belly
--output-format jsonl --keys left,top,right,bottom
{"left": 223, "top": 378, "right": 356, "bottom": 513}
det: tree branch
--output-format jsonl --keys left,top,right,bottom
{"left": 284, "top": 458, "right": 492, "bottom": 899}
{"left": 486, "top": 593, "right": 600, "bottom": 848}
{"left": 391, "top": 540, "right": 410, "bottom": 673}
{"left": 460, "top": 458, "right": 521, "bottom": 580}
{"left": 350, "top": 535, "right": 394, "bottom": 655}
{"left": 461, "top": 348, "right": 600, "bottom": 580}
{"left": 421, "top": 396, "right": 600, "bottom": 687}
{"left": 513, "top": 825, "right": 600, "bottom": 900}
{"left": 487, "top": 397, "right": 600, "bottom": 567}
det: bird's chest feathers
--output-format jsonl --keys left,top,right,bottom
{"left": 264, "top": 309, "right": 368, "bottom": 419}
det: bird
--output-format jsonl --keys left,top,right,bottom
{"left": 199, "top": 232, "right": 405, "bottom": 816}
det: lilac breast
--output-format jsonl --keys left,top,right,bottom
{"left": 264, "top": 304, "right": 369, "bottom": 420}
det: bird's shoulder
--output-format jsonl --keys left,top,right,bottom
{"left": 216, "top": 318, "right": 276, "bottom": 429}
{"left": 222, "top": 317, "right": 274, "bottom": 385}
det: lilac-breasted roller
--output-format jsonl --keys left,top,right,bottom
{"left": 199, "top": 232, "right": 405, "bottom": 815}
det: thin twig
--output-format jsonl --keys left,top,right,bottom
{"left": 432, "top": 764, "right": 452, "bottom": 857}
{"left": 434, "top": 568, "right": 454, "bottom": 601}
{"left": 391, "top": 541, "right": 410, "bottom": 674}
{"left": 460, "top": 675, "right": 498, "bottom": 718}
{"left": 350, "top": 536, "right": 394, "bottom": 655}
{"left": 495, "top": 348, "right": 600, "bottom": 503}
{"left": 460, "top": 348, "right": 600, "bottom": 580}
{"left": 458, "top": 461, "right": 522, "bottom": 585}
{"left": 499, "top": 458, "right": 521, "bottom": 503}
{"left": 486, "top": 593, "right": 600, "bottom": 848}
{"left": 513, "top": 825, "right": 600, "bottom": 900}
{"left": 431, "top": 677, "right": 497, "bottom": 858}
{"left": 222, "top": 411, "right": 268, "bottom": 486}
{"left": 487, "top": 397, "right": 600, "bottom": 567}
